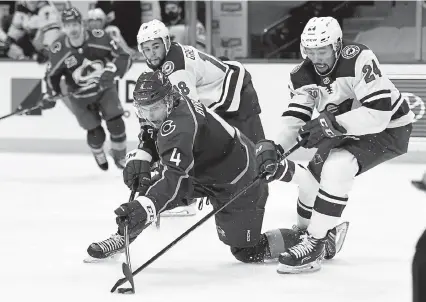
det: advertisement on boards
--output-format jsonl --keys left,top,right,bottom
{"left": 1, "top": 62, "right": 426, "bottom": 146}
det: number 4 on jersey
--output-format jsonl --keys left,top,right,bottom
{"left": 170, "top": 148, "right": 181, "bottom": 166}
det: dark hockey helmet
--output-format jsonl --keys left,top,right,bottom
{"left": 133, "top": 70, "right": 178, "bottom": 128}
{"left": 61, "top": 7, "right": 82, "bottom": 24}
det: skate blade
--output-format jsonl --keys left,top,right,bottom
{"left": 277, "top": 259, "right": 322, "bottom": 274}
{"left": 160, "top": 209, "right": 196, "bottom": 217}
{"left": 83, "top": 253, "right": 122, "bottom": 263}
{"left": 335, "top": 221, "right": 350, "bottom": 254}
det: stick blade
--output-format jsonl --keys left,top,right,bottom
{"left": 110, "top": 277, "right": 127, "bottom": 293}
{"left": 122, "top": 262, "right": 135, "bottom": 293}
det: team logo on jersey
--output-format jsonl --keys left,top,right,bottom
{"left": 341, "top": 45, "right": 360, "bottom": 59}
{"left": 322, "top": 77, "right": 330, "bottom": 85}
{"left": 325, "top": 103, "right": 339, "bottom": 114}
{"left": 91, "top": 29, "right": 105, "bottom": 38}
{"left": 72, "top": 58, "right": 104, "bottom": 87}
{"left": 50, "top": 42, "right": 61, "bottom": 53}
{"left": 162, "top": 61, "right": 175, "bottom": 76}
{"left": 160, "top": 120, "right": 176, "bottom": 137}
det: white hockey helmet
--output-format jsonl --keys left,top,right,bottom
{"left": 137, "top": 19, "right": 171, "bottom": 53}
{"left": 87, "top": 8, "right": 107, "bottom": 21}
{"left": 300, "top": 17, "right": 342, "bottom": 59}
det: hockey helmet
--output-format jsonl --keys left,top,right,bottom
{"left": 136, "top": 19, "right": 171, "bottom": 53}
{"left": 61, "top": 7, "right": 82, "bottom": 24}
{"left": 300, "top": 17, "right": 342, "bottom": 60}
{"left": 133, "top": 70, "right": 177, "bottom": 127}
{"left": 87, "top": 8, "right": 107, "bottom": 22}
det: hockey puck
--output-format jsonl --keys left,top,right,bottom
{"left": 117, "top": 288, "right": 134, "bottom": 294}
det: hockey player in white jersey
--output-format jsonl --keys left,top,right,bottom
{"left": 135, "top": 19, "right": 266, "bottom": 217}
{"left": 256, "top": 17, "right": 414, "bottom": 274}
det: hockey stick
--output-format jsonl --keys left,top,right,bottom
{"left": 111, "top": 141, "right": 302, "bottom": 294}
{"left": 118, "top": 188, "right": 137, "bottom": 294}
{"left": 0, "top": 84, "right": 99, "bottom": 121}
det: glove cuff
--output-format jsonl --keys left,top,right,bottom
{"left": 136, "top": 196, "right": 157, "bottom": 224}
{"left": 125, "top": 148, "right": 152, "bottom": 165}
{"left": 105, "top": 62, "right": 117, "bottom": 73}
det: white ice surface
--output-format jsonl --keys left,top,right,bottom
{"left": 1, "top": 153, "right": 426, "bottom": 302}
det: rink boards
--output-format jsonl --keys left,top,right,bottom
{"left": 1, "top": 61, "right": 426, "bottom": 161}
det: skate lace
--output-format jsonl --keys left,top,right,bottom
{"left": 288, "top": 234, "right": 317, "bottom": 259}
{"left": 97, "top": 234, "right": 124, "bottom": 253}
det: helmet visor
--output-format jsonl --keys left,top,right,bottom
{"left": 133, "top": 99, "right": 167, "bottom": 129}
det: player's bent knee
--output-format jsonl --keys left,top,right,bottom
{"left": 106, "top": 115, "right": 125, "bottom": 135}
{"left": 230, "top": 234, "right": 270, "bottom": 263}
{"left": 320, "top": 149, "right": 358, "bottom": 195}
{"left": 87, "top": 125, "right": 106, "bottom": 148}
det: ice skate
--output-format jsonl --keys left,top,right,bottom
{"left": 91, "top": 147, "right": 108, "bottom": 171}
{"left": 160, "top": 202, "right": 197, "bottom": 217}
{"left": 277, "top": 233, "right": 325, "bottom": 274}
{"left": 84, "top": 233, "right": 127, "bottom": 263}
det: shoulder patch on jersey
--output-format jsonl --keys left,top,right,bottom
{"left": 341, "top": 45, "right": 360, "bottom": 59}
{"left": 162, "top": 43, "right": 186, "bottom": 73}
{"left": 162, "top": 61, "right": 175, "bottom": 76}
{"left": 160, "top": 120, "right": 176, "bottom": 137}
{"left": 91, "top": 29, "right": 105, "bottom": 38}
{"left": 290, "top": 60, "right": 318, "bottom": 90}
{"left": 291, "top": 62, "right": 303, "bottom": 74}
{"left": 50, "top": 41, "right": 61, "bottom": 53}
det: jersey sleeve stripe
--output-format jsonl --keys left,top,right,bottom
{"left": 288, "top": 103, "right": 314, "bottom": 114}
{"left": 362, "top": 97, "right": 392, "bottom": 111}
{"left": 359, "top": 89, "right": 391, "bottom": 104}
{"left": 87, "top": 43, "right": 112, "bottom": 51}
{"left": 209, "top": 61, "right": 245, "bottom": 113}
{"left": 282, "top": 111, "right": 311, "bottom": 122}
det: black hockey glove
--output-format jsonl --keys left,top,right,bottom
{"left": 299, "top": 111, "right": 347, "bottom": 149}
{"left": 115, "top": 196, "right": 157, "bottom": 237}
{"left": 99, "top": 62, "right": 117, "bottom": 90}
{"left": 37, "top": 92, "right": 58, "bottom": 110}
{"left": 255, "top": 139, "right": 285, "bottom": 182}
{"left": 123, "top": 149, "right": 152, "bottom": 195}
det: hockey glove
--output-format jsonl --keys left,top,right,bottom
{"left": 115, "top": 196, "right": 157, "bottom": 237}
{"left": 123, "top": 149, "right": 152, "bottom": 195}
{"left": 299, "top": 111, "right": 347, "bottom": 149}
{"left": 37, "top": 92, "right": 58, "bottom": 110}
{"left": 255, "top": 139, "right": 285, "bottom": 182}
{"left": 99, "top": 62, "right": 117, "bottom": 90}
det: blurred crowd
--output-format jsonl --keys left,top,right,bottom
{"left": 0, "top": 0, "right": 206, "bottom": 62}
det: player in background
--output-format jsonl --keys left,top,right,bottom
{"left": 136, "top": 19, "right": 266, "bottom": 216}
{"left": 256, "top": 17, "right": 413, "bottom": 274}
{"left": 4, "top": 1, "right": 64, "bottom": 62}
{"left": 41, "top": 7, "right": 132, "bottom": 170}
{"left": 85, "top": 70, "right": 345, "bottom": 264}
{"left": 86, "top": 8, "right": 136, "bottom": 58}
{"left": 163, "top": 1, "right": 206, "bottom": 52}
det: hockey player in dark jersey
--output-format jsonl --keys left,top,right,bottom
{"left": 85, "top": 70, "right": 347, "bottom": 264}
{"left": 135, "top": 19, "right": 267, "bottom": 216}
{"left": 42, "top": 7, "right": 132, "bottom": 170}
{"left": 256, "top": 17, "right": 413, "bottom": 274}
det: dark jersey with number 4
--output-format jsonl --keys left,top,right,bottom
{"left": 45, "top": 29, "right": 131, "bottom": 99}
{"left": 149, "top": 42, "right": 260, "bottom": 117}
{"left": 138, "top": 96, "right": 252, "bottom": 213}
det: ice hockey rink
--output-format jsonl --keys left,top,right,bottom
{"left": 0, "top": 152, "right": 425, "bottom": 302}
